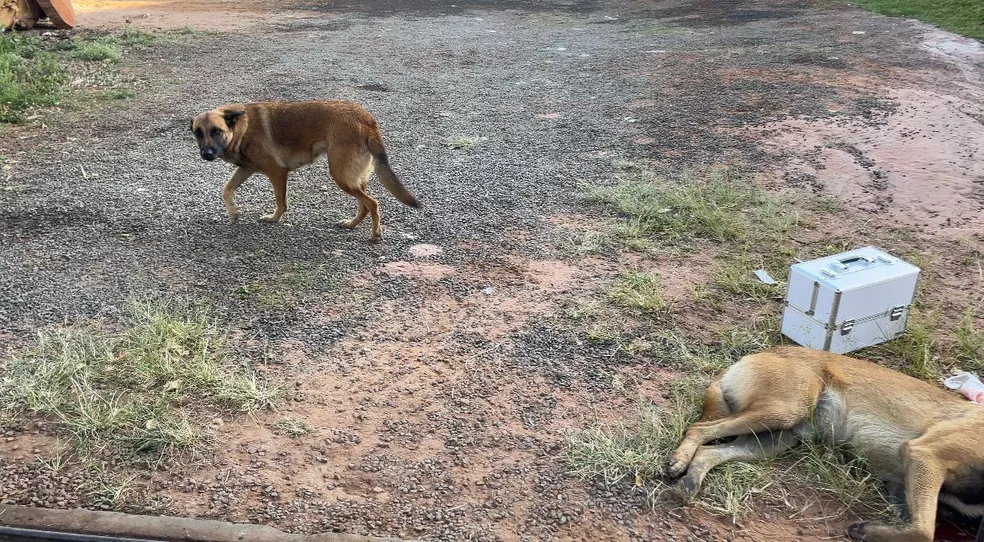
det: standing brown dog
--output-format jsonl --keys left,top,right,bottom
{"left": 668, "top": 346, "right": 984, "bottom": 542}
{"left": 191, "top": 100, "right": 421, "bottom": 243}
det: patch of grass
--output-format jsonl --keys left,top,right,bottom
{"left": 956, "top": 306, "right": 984, "bottom": 370}
{"left": 445, "top": 135, "right": 485, "bottom": 149}
{"left": 87, "top": 468, "right": 139, "bottom": 511}
{"left": 816, "top": 195, "right": 841, "bottom": 213}
{"left": 854, "top": 0, "right": 984, "bottom": 42}
{"left": 565, "top": 378, "right": 703, "bottom": 490}
{"left": 870, "top": 307, "right": 942, "bottom": 379}
{"left": 70, "top": 41, "right": 121, "bottom": 61}
{"left": 119, "top": 27, "right": 161, "bottom": 48}
{"left": 709, "top": 248, "right": 790, "bottom": 303}
{"left": 235, "top": 262, "right": 342, "bottom": 308}
{"left": 0, "top": 35, "right": 66, "bottom": 123}
{"left": 0, "top": 300, "right": 278, "bottom": 462}
{"left": 651, "top": 328, "right": 777, "bottom": 374}
{"left": 586, "top": 323, "right": 619, "bottom": 344}
{"left": 0, "top": 29, "right": 156, "bottom": 123}
{"left": 585, "top": 167, "right": 796, "bottom": 247}
{"left": 271, "top": 418, "right": 312, "bottom": 438}
{"left": 606, "top": 272, "right": 672, "bottom": 318}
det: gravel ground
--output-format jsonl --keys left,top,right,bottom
{"left": 0, "top": 0, "right": 936, "bottom": 336}
{"left": 1, "top": 0, "right": 981, "bottom": 540}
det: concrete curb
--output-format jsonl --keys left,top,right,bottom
{"left": 0, "top": 505, "right": 416, "bottom": 542}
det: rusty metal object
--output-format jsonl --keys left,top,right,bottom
{"left": 0, "top": 0, "right": 40, "bottom": 31}
{"left": 33, "top": 0, "right": 73, "bottom": 28}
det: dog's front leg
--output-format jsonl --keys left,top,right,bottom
{"left": 223, "top": 167, "right": 253, "bottom": 224}
{"left": 260, "top": 169, "right": 289, "bottom": 223}
{"left": 848, "top": 438, "right": 946, "bottom": 542}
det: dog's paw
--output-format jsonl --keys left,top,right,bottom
{"left": 227, "top": 212, "right": 240, "bottom": 224}
{"left": 259, "top": 214, "right": 280, "bottom": 223}
{"left": 336, "top": 220, "right": 355, "bottom": 230}
{"left": 667, "top": 476, "right": 700, "bottom": 505}
{"left": 665, "top": 450, "right": 691, "bottom": 479}
{"left": 369, "top": 234, "right": 382, "bottom": 244}
{"left": 677, "top": 472, "right": 700, "bottom": 496}
{"left": 846, "top": 521, "right": 872, "bottom": 541}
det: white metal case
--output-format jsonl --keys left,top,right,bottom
{"left": 780, "top": 246, "right": 920, "bottom": 354}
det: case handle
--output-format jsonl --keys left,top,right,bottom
{"left": 831, "top": 255, "right": 876, "bottom": 271}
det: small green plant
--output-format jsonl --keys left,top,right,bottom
{"left": 70, "top": 41, "right": 121, "bottom": 61}
{"left": 87, "top": 468, "right": 139, "bottom": 511}
{"left": 607, "top": 272, "right": 672, "bottom": 317}
{"left": 0, "top": 300, "right": 279, "bottom": 462}
{"left": 271, "top": 418, "right": 312, "bottom": 438}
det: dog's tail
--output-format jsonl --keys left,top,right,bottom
{"left": 367, "top": 129, "right": 421, "bottom": 209}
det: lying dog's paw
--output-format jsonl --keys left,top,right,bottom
{"left": 667, "top": 478, "right": 699, "bottom": 505}
{"left": 666, "top": 450, "right": 691, "bottom": 479}
{"left": 678, "top": 472, "right": 700, "bottom": 496}
{"left": 846, "top": 521, "right": 871, "bottom": 541}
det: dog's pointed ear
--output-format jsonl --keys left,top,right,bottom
{"left": 220, "top": 104, "right": 247, "bottom": 128}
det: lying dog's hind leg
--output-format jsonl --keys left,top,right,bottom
{"left": 666, "top": 380, "right": 730, "bottom": 478}
{"left": 668, "top": 401, "right": 807, "bottom": 479}
{"left": 675, "top": 431, "right": 799, "bottom": 497}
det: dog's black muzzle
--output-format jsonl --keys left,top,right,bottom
{"left": 201, "top": 148, "right": 218, "bottom": 161}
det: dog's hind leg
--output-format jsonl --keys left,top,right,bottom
{"left": 336, "top": 173, "right": 371, "bottom": 231}
{"left": 260, "top": 168, "right": 289, "bottom": 223}
{"left": 666, "top": 378, "right": 731, "bottom": 477}
{"left": 329, "top": 145, "right": 379, "bottom": 242}
{"left": 674, "top": 431, "right": 799, "bottom": 498}
{"left": 667, "top": 399, "right": 809, "bottom": 479}
{"left": 223, "top": 167, "right": 253, "bottom": 223}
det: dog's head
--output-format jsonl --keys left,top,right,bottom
{"left": 190, "top": 105, "right": 246, "bottom": 162}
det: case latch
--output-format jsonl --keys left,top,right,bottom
{"left": 840, "top": 319, "right": 855, "bottom": 335}
{"left": 890, "top": 305, "right": 905, "bottom": 321}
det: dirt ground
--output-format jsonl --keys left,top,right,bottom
{"left": 2, "top": 0, "right": 984, "bottom": 540}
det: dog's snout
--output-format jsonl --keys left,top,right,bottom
{"left": 201, "top": 148, "right": 217, "bottom": 161}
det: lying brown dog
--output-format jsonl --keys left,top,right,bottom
{"left": 668, "top": 346, "right": 984, "bottom": 542}
{"left": 191, "top": 100, "right": 421, "bottom": 243}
